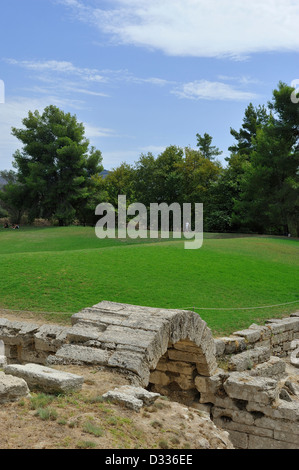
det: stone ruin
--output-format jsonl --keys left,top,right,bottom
{"left": 0, "top": 300, "right": 299, "bottom": 449}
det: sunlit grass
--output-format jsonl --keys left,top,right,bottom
{"left": 0, "top": 226, "right": 298, "bottom": 334}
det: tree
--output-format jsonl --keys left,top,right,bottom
{"left": 233, "top": 83, "right": 299, "bottom": 235}
{"left": 196, "top": 133, "right": 223, "bottom": 160}
{"left": 229, "top": 103, "right": 269, "bottom": 159}
{"left": 0, "top": 170, "right": 28, "bottom": 223}
{"left": 11, "top": 105, "right": 103, "bottom": 225}
{"left": 104, "top": 162, "right": 136, "bottom": 208}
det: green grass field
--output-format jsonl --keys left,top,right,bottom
{"left": 0, "top": 226, "right": 298, "bottom": 335}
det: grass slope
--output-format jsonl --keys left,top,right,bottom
{"left": 0, "top": 226, "right": 298, "bottom": 335}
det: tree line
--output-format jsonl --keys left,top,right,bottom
{"left": 0, "top": 81, "right": 298, "bottom": 235}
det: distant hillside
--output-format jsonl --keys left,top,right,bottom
{"left": 100, "top": 169, "right": 110, "bottom": 179}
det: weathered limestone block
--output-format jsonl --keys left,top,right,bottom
{"left": 223, "top": 373, "right": 279, "bottom": 405}
{"left": 248, "top": 434, "right": 297, "bottom": 449}
{"left": 196, "top": 372, "right": 229, "bottom": 403}
{"left": 227, "top": 347, "right": 271, "bottom": 372}
{"left": 4, "top": 363, "right": 84, "bottom": 394}
{"left": 172, "top": 373, "right": 196, "bottom": 391}
{"left": 149, "top": 370, "right": 170, "bottom": 386}
{"left": 47, "top": 344, "right": 111, "bottom": 366}
{"left": 248, "top": 324, "right": 271, "bottom": 340}
{"left": 249, "top": 356, "right": 286, "bottom": 378}
{"left": 103, "top": 385, "right": 160, "bottom": 412}
{"left": 246, "top": 400, "right": 299, "bottom": 421}
{"left": 215, "top": 336, "right": 247, "bottom": 355}
{"left": 117, "top": 386, "right": 160, "bottom": 405}
{"left": 227, "top": 429, "right": 248, "bottom": 449}
{"left": 254, "top": 415, "right": 299, "bottom": 436}
{"left": 213, "top": 406, "right": 256, "bottom": 427}
{"left": 67, "top": 323, "right": 101, "bottom": 344}
{"left": 274, "top": 429, "right": 299, "bottom": 445}
{"left": 108, "top": 350, "right": 150, "bottom": 385}
{"left": 233, "top": 328, "right": 261, "bottom": 344}
{"left": 267, "top": 317, "right": 299, "bottom": 333}
{"left": 0, "top": 319, "right": 39, "bottom": 346}
{"left": 97, "top": 325, "right": 159, "bottom": 364}
{"left": 71, "top": 302, "right": 132, "bottom": 326}
{"left": 0, "top": 371, "right": 30, "bottom": 403}
{"left": 271, "top": 331, "right": 294, "bottom": 346}
{"left": 102, "top": 391, "right": 144, "bottom": 412}
{"left": 173, "top": 340, "right": 204, "bottom": 354}
{"left": 214, "top": 339, "right": 226, "bottom": 357}
{"left": 155, "top": 357, "right": 196, "bottom": 375}
{"left": 168, "top": 311, "right": 206, "bottom": 346}
{"left": 34, "top": 324, "right": 69, "bottom": 353}
{"left": 168, "top": 348, "right": 203, "bottom": 363}
{"left": 213, "top": 416, "right": 274, "bottom": 439}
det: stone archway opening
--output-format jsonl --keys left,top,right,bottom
{"left": 147, "top": 338, "right": 214, "bottom": 406}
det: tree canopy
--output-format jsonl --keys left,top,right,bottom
{"left": 2, "top": 105, "right": 103, "bottom": 225}
{"left": 1, "top": 82, "right": 298, "bottom": 236}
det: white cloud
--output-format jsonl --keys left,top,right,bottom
{"left": 172, "top": 80, "right": 259, "bottom": 101}
{"left": 5, "top": 59, "right": 107, "bottom": 83}
{"left": 61, "top": 0, "right": 299, "bottom": 59}
{"left": 83, "top": 124, "right": 116, "bottom": 139}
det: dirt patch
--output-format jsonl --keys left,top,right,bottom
{"left": 0, "top": 311, "right": 233, "bottom": 450}
{"left": 0, "top": 363, "right": 233, "bottom": 450}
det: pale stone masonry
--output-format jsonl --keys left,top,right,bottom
{"left": 0, "top": 303, "right": 298, "bottom": 449}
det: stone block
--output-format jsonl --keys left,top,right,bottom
{"left": 102, "top": 391, "right": 143, "bottom": 412}
{"left": 226, "top": 430, "right": 248, "bottom": 449}
{"left": 227, "top": 347, "right": 270, "bottom": 372}
{"left": 217, "top": 336, "right": 247, "bottom": 355}
{"left": 67, "top": 323, "right": 101, "bottom": 343}
{"left": 248, "top": 434, "right": 297, "bottom": 449}
{"left": 155, "top": 358, "right": 196, "bottom": 375}
{"left": 108, "top": 350, "right": 150, "bottom": 385}
{"left": 223, "top": 372, "right": 279, "bottom": 405}
{"left": 168, "top": 348, "right": 203, "bottom": 363}
{"left": 249, "top": 356, "right": 286, "bottom": 378}
{"left": 233, "top": 328, "right": 261, "bottom": 343}
{"left": 47, "top": 344, "right": 111, "bottom": 366}
{"left": 34, "top": 325, "right": 69, "bottom": 353}
{"left": 213, "top": 406, "right": 256, "bottom": 426}
{"left": 173, "top": 339, "right": 204, "bottom": 354}
{"left": 149, "top": 370, "right": 170, "bottom": 386}
{"left": 249, "top": 324, "right": 271, "bottom": 339}
{"left": 213, "top": 415, "right": 274, "bottom": 439}
{"left": 0, "top": 371, "right": 30, "bottom": 403}
{"left": 214, "top": 339, "right": 226, "bottom": 357}
{"left": 4, "top": 363, "right": 84, "bottom": 394}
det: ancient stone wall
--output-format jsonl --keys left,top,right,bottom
{"left": 0, "top": 303, "right": 298, "bottom": 449}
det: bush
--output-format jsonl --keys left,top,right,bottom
{"left": 33, "top": 218, "right": 52, "bottom": 227}
{"left": 0, "top": 217, "right": 10, "bottom": 226}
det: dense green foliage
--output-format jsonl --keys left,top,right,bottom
{"left": 101, "top": 82, "right": 299, "bottom": 236}
{"left": 0, "top": 82, "right": 298, "bottom": 235}
{"left": 0, "top": 106, "right": 104, "bottom": 225}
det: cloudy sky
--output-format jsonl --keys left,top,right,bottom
{"left": 0, "top": 0, "right": 298, "bottom": 171}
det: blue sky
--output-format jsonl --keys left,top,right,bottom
{"left": 0, "top": 0, "right": 299, "bottom": 172}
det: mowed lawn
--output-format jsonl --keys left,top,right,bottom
{"left": 0, "top": 226, "right": 298, "bottom": 335}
